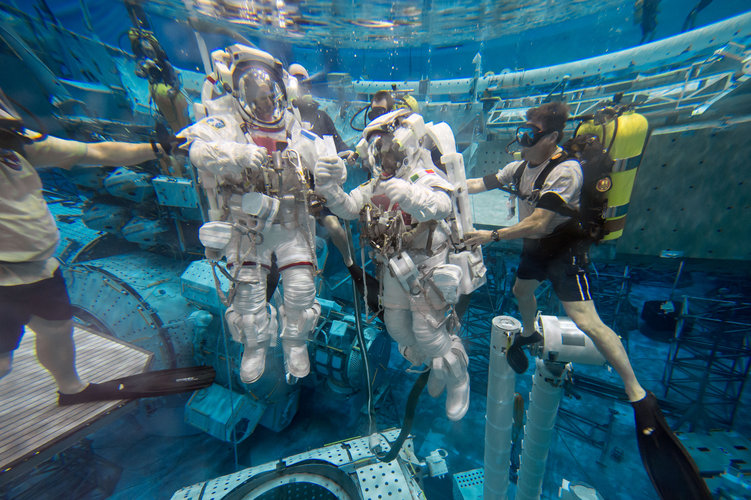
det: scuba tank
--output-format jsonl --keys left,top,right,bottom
{"left": 573, "top": 104, "right": 649, "bottom": 242}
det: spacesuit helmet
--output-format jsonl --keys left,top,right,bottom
{"left": 366, "top": 132, "right": 407, "bottom": 179}
{"left": 216, "top": 45, "right": 287, "bottom": 128}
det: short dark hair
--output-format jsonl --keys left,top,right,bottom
{"left": 371, "top": 90, "right": 394, "bottom": 110}
{"left": 526, "top": 102, "right": 569, "bottom": 142}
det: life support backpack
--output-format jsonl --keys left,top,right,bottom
{"left": 513, "top": 105, "right": 649, "bottom": 244}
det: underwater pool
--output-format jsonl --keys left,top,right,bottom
{"left": 1, "top": 1, "right": 750, "bottom": 499}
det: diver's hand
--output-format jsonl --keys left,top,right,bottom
{"left": 314, "top": 155, "right": 347, "bottom": 189}
{"left": 155, "top": 122, "right": 187, "bottom": 156}
{"left": 463, "top": 230, "right": 494, "bottom": 247}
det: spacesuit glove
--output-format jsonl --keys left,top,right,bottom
{"left": 383, "top": 178, "right": 450, "bottom": 221}
{"left": 239, "top": 144, "right": 268, "bottom": 174}
{"left": 380, "top": 177, "right": 413, "bottom": 208}
{"left": 314, "top": 155, "right": 347, "bottom": 190}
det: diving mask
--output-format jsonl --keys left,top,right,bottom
{"left": 516, "top": 124, "right": 554, "bottom": 148}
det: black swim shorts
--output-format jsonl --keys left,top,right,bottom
{"left": 516, "top": 248, "right": 592, "bottom": 302}
{"left": 0, "top": 268, "right": 73, "bottom": 353}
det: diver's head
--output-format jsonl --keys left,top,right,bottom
{"left": 368, "top": 90, "right": 395, "bottom": 122}
{"left": 215, "top": 45, "right": 287, "bottom": 128}
{"left": 518, "top": 102, "right": 568, "bottom": 164}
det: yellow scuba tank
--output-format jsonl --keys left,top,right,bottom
{"left": 576, "top": 110, "right": 648, "bottom": 160}
{"left": 575, "top": 108, "right": 649, "bottom": 241}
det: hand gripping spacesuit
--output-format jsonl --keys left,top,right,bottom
{"left": 178, "top": 45, "right": 326, "bottom": 384}
{"left": 314, "top": 109, "right": 480, "bottom": 421}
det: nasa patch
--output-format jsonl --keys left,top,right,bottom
{"left": 206, "top": 117, "right": 226, "bottom": 129}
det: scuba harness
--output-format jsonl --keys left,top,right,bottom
{"left": 503, "top": 102, "right": 649, "bottom": 245}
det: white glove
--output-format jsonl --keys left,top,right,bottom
{"left": 239, "top": 144, "right": 268, "bottom": 174}
{"left": 314, "top": 156, "right": 347, "bottom": 191}
{"left": 381, "top": 177, "right": 413, "bottom": 209}
{"left": 382, "top": 177, "right": 452, "bottom": 221}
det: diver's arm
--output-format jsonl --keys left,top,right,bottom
{"left": 75, "top": 141, "right": 158, "bottom": 168}
{"left": 467, "top": 177, "right": 488, "bottom": 194}
{"left": 463, "top": 207, "right": 557, "bottom": 246}
{"left": 24, "top": 136, "right": 158, "bottom": 169}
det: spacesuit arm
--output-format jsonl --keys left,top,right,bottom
{"left": 177, "top": 116, "right": 267, "bottom": 180}
{"left": 320, "top": 183, "right": 368, "bottom": 220}
{"left": 382, "top": 178, "right": 452, "bottom": 222}
{"left": 313, "top": 156, "right": 364, "bottom": 219}
{"left": 187, "top": 140, "right": 267, "bottom": 179}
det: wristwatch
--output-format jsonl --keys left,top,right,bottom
{"left": 491, "top": 229, "right": 501, "bottom": 242}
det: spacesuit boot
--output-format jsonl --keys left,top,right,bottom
{"left": 279, "top": 301, "right": 321, "bottom": 381}
{"left": 225, "top": 305, "right": 277, "bottom": 384}
{"left": 428, "top": 336, "right": 470, "bottom": 422}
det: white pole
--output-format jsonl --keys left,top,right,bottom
{"left": 483, "top": 316, "right": 521, "bottom": 500}
{"left": 515, "top": 359, "right": 570, "bottom": 500}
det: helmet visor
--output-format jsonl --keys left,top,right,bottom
{"left": 235, "top": 65, "right": 286, "bottom": 125}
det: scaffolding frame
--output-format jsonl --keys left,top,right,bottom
{"left": 663, "top": 296, "right": 751, "bottom": 431}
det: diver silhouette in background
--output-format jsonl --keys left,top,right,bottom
{"left": 682, "top": 0, "right": 714, "bottom": 32}
{"left": 634, "top": 0, "right": 660, "bottom": 44}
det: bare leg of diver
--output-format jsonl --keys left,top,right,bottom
{"left": 561, "top": 300, "right": 646, "bottom": 402}
{"left": 512, "top": 278, "right": 542, "bottom": 337}
{"left": 28, "top": 316, "right": 86, "bottom": 394}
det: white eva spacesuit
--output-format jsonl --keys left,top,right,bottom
{"left": 178, "top": 45, "right": 331, "bottom": 384}
{"left": 314, "top": 109, "right": 486, "bottom": 421}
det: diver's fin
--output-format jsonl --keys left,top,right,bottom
{"left": 58, "top": 365, "right": 216, "bottom": 406}
{"left": 506, "top": 331, "right": 543, "bottom": 374}
{"left": 632, "top": 392, "right": 712, "bottom": 500}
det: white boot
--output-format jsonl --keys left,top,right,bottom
{"left": 226, "top": 306, "right": 276, "bottom": 384}
{"left": 280, "top": 302, "right": 320, "bottom": 380}
{"left": 444, "top": 337, "right": 470, "bottom": 422}
{"left": 428, "top": 336, "right": 470, "bottom": 421}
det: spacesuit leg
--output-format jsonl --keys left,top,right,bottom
{"left": 278, "top": 265, "right": 319, "bottom": 380}
{"left": 224, "top": 266, "right": 277, "bottom": 384}
{"left": 382, "top": 268, "right": 422, "bottom": 365}
{"left": 411, "top": 296, "right": 470, "bottom": 422}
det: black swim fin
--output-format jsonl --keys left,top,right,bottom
{"left": 506, "top": 331, "right": 543, "bottom": 374}
{"left": 632, "top": 392, "right": 712, "bottom": 500}
{"left": 58, "top": 365, "right": 216, "bottom": 406}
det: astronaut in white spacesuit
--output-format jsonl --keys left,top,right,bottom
{"left": 314, "top": 109, "right": 484, "bottom": 421}
{"left": 178, "top": 45, "right": 328, "bottom": 384}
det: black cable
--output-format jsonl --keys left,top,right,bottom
{"left": 373, "top": 369, "right": 430, "bottom": 463}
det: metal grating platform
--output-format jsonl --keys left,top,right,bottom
{"left": 0, "top": 325, "right": 152, "bottom": 480}
{"left": 452, "top": 468, "right": 485, "bottom": 500}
